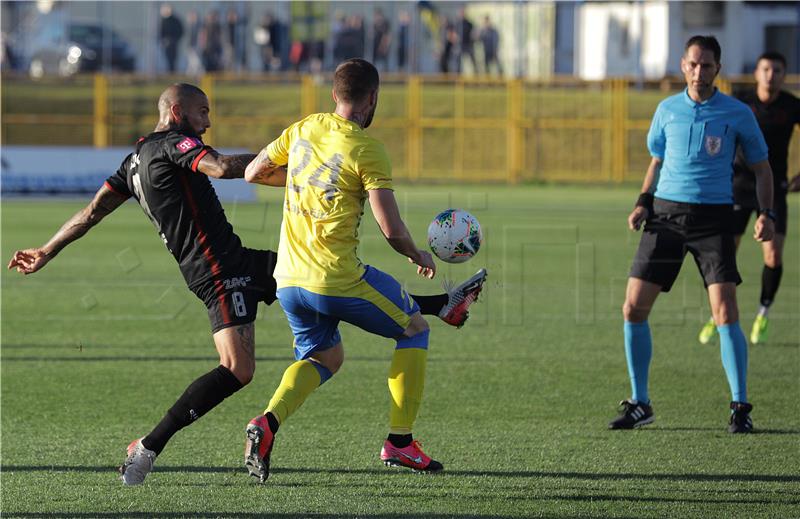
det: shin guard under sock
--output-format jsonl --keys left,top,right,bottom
{"left": 143, "top": 365, "right": 243, "bottom": 454}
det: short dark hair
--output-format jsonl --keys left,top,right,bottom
{"left": 158, "top": 83, "right": 207, "bottom": 113}
{"left": 685, "top": 35, "right": 721, "bottom": 63}
{"left": 333, "top": 59, "right": 379, "bottom": 103}
{"left": 757, "top": 51, "right": 786, "bottom": 68}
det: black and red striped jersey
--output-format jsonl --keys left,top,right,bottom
{"left": 105, "top": 130, "right": 245, "bottom": 289}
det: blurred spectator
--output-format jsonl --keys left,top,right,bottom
{"left": 254, "top": 12, "right": 283, "bottom": 72}
{"left": 439, "top": 17, "right": 457, "bottom": 74}
{"left": 159, "top": 4, "right": 184, "bottom": 73}
{"left": 199, "top": 10, "right": 223, "bottom": 72}
{"left": 479, "top": 15, "right": 502, "bottom": 76}
{"left": 225, "top": 7, "right": 246, "bottom": 72}
{"left": 332, "top": 11, "right": 348, "bottom": 63}
{"left": 333, "top": 15, "right": 365, "bottom": 62}
{"left": 456, "top": 8, "right": 476, "bottom": 74}
{"left": 350, "top": 15, "right": 366, "bottom": 59}
{"left": 185, "top": 10, "right": 204, "bottom": 75}
{"left": 372, "top": 9, "right": 391, "bottom": 71}
{"left": 397, "top": 10, "right": 410, "bottom": 71}
{"left": 1, "top": 31, "right": 19, "bottom": 72}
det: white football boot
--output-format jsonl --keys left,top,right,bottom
{"left": 119, "top": 438, "right": 157, "bottom": 485}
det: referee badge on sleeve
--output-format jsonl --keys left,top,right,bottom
{"left": 704, "top": 135, "right": 722, "bottom": 156}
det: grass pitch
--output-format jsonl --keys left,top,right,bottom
{"left": 2, "top": 185, "right": 798, "bottom": 518}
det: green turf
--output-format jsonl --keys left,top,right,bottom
{"left": 2, "top": 185, "right": 799, "bottom": 518}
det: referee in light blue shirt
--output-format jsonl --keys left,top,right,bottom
{"left": 609, "top": 35, "right": 776, "bottom": 434}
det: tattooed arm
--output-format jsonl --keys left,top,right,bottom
{"left": 7, "top": 184, "right": 128, "bottom": 275}
{"left": 196, "top": 150, "right": 258, "bottom": 179}
{"left": 244, "top": 148, "right": 287, "bottom": 186}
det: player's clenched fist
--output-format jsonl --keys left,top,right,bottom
{"left": 7, "top": 248, "right": 51, "bottom": 275}
{"left": 627, "top": 206, "right": 649, "bottom": 232}
{"left": 753, "top": 214, "right": 774, "bottom": 243}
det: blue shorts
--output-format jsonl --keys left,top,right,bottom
{"left": 277, "top": 265, "right": 421, "bottom": 360}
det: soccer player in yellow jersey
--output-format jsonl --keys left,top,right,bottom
{"left": 242, "top": 59, "right": 448, "bottom": 482}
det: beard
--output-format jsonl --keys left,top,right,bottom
{"left": 177, "top": 116, "right": 205, "bottom": 136}
{"left": 362, "top": 104, "right": 377, "bottom": 129}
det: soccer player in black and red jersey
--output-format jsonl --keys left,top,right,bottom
{"left": 7, "top": 83, "right": 485, "bottom": 485}
{"left": 698, "top": 51, "right": 800, "bottom": 346}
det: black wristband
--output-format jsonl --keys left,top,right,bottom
{"left": 759, "top": 208, "right": 777, "bottom": 221}
{"left": 636, "top": 193, "right": 654, "bottom": 212}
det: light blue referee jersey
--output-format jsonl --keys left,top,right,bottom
{"left": 647, "top": 88, "right": 768, "bottom": 204}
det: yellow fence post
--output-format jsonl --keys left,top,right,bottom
{"left": 200, "top": 74, "right": 215, "bottom": 146}
{"left": 93, "top": 74, "right": 109, "bottom": 148}
{"left": 610, "top": 78, "right": 627, "bottom": 183}
{"left": 506, "top": 79, "right": 523, "bottom": 184}
{"left": 301, "top": 75, "right": 317, "bottom": 117}
{"left": 454, "top": 79, "right": 465, "bottom": 181}
{"left": 406, "top": 76, "right": 421, "bottom": 181}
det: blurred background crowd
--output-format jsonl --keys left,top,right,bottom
{"left": 2, "top": 1, "right": 797, "bottom": 80}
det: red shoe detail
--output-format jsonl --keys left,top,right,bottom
{"left": 380, "top": 439, "right": 443, "bottom": 472}
{"left": 245, "top": 415, "right": 275, "bottom": 483}
{"left": 439, "top": 269, "right": 487, "bottom": 328}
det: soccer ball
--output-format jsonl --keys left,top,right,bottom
{"left": 427, "top": 209, "right": 483, "bottom": 263}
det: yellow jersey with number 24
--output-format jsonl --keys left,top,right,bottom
{"left": 266, "top": 112, "right": 393, "bottom": 291}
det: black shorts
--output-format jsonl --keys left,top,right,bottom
{"left": 629, "top": 199, "right": 741, "bottom": 292}
{"left": 731, "top": 192, "right": 788, "bottom": 235}
{"left": 190, "top": 248, "right": 278, "bottom": 333}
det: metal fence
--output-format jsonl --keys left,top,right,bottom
{"left": 2, "top": 73, "right": 799, "bottom": 184}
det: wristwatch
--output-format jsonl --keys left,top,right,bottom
{"left": 759, "top": 208, "right": 777, "bottom": 221}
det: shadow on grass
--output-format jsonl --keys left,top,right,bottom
{"left": 3, "top": 465, "right": 799, "bottom": 484}
{"left": 0, "top": 515, "right": 552, "bottom": 519}
{"left": 651, "top": 426, "right": 800, "bottom": 435}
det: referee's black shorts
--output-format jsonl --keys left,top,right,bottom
{"left": 191, "top": 248, "right": 278, "bottom": 333}
{"left": 629, "top": 199, "right": 741, "bottom": 292}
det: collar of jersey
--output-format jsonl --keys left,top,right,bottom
{"left": 330, "top": 112, "right": 362, "bottom": 130}
{"left": 682, "top": 87, "right": 719, "bottom": 108}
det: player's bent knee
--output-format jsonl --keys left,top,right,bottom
{"left": 226, "top": 362, "right": 255, "bottom": 386}
{"left": 622, "top": 301, "right": 649, "bottom": 323}
{"left": 312, "top": 343, "right": 344, "bottom": 374}
{"left": 402, "top": 312, "right": 429, "bottom": 338}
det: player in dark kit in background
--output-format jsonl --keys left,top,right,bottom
{"left": 698, "top": 51, "right": 800, "bottom": 346}
{"left": 7, "top": 83, "right": 485, "bottom": 486}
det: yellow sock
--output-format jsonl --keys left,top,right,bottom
{"left": 388, "top": 347, "right": 427, "bottom": 434}
{"left": 265, "top": 360, "right": 328, "bottom": 424}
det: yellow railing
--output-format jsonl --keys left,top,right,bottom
{"left": 2, "top": 73, "right": 799, "bottom": 184}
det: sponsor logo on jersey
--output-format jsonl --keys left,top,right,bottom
{"left": 704, "top": 135, "right": 722, "bottom": 156}
{"left": 129, "top": 153, "right": 140, "bottom": 170}
{"left": 223, "top": 276, "right": 252, "bottom": 290}
{"left": 176, "top": 137, "right": 202, "bottom": 153}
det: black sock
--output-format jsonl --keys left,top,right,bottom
{"left": 412, "top": 294, "right": 449, "bottom": 315}
{"left": 388, "top": 433, "right": 413, "bottom": 448}
{"left": 760, "top": 264, "right": 783, "bottom": 307}
{"left": 265, "top": 412, "right": 280, "bottom": 434}
{"left": 142, "top": 365, "right": 244, "bottom": 455}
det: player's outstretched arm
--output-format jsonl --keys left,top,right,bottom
{"left": 7, "top": 184, "right": 127, "bottom": 275}
{"left": 750, "top": 159, "right": 775, "bottom": 242}
{"left": 368, "top": 188, "right": 435, "bottom": 279}
{"left": 244, "top": 148, "right": 287, "bottom": 186}
{"left": 628, "top": 157, "right": 662, "bottom": 231}
{"left": 196, "top": 150, "right": 258, "bottom": 179}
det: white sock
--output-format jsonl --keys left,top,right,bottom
{"left": 757, "top": 305, "right": 769, "bottom": 317}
